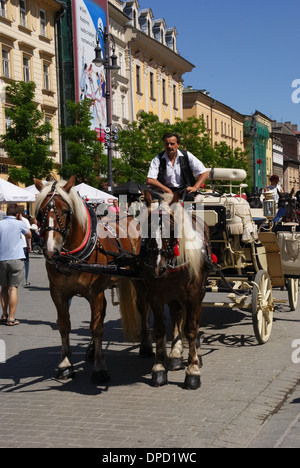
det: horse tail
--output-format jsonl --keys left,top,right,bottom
{"left": 118, "top": 278, "right": 141, "bottom": 342}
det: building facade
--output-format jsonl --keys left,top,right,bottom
{"left": 272, "top": 120, "right": 300, "bottom": 192}
{"left": 114, "top": 0, "right": 194, "bottom": 125}
{"left": 0, "top": 0, "right": 64, "bottom": 181}
{"left": 58, "top": 0, "right": 194, "bottom": 164}
{"left": 182, "top": 87, "right": 245, "bottom": 151}
{"left": 244, "top": 111, "right": 272, "bottom": 191}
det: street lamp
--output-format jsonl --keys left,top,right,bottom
{"left": 92, "top": 26, "right": 120, "bottom": 194}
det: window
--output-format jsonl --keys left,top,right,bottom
{"left": 162, "top": 79, "right": 167, "bottom": 104}
{"left": 20, "top": 0, "right": 26, "bottom": 27}
{"left": 5, "top": 112, "right": 12, "bottom": 131}
{"left": 173, "top": 85, "right": 177, "bottom": 109}
{"left": 45, "top": 116, "right": 53, "bottom": 149}
{"left": 150, "top": 72, "right": 154, "bottom": 99}
{"left": 136, "top": 65, "right": 141, "bottom": 93}
{"left": 121, "top": 95, "right": 126, "bottom": 120}
{"left": 2, "top": 48, "right": 10, "bottom": 78}
{"left": 0, "top": 0, "right": 7, "bottom": 18}
{"left": 23, "top": 55, "right": 30, "bottom": 82}
{"left": 40, "top": 9, "right": 47, "bottom": 36}
{"left": 43, "top": 63, "right": 50, "bottom": 90}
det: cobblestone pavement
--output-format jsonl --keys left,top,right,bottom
{"left": 0, "top": 255, "right": 300, "bottom": 448}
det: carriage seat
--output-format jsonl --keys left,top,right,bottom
{"left": 209, "top": 168, "right": 247, "bottom": 181}
{"left": 193, "top": 194, "right": 258, "bottom": 243}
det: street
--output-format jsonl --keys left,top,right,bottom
{"left": 0, "top": 254, "right": 300, "bottom": 448}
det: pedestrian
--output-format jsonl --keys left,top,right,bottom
{"left": 19, "top": 206, "right": 32, "bottom": 285}
{"left": 147, "top": 132, "right": 209, "bottom": 201}
{"left": 109, "top": 199, "right": 120, "bottom": 213}
{"left": 0, "top": 203, "right": 31, "bottom": 326}
{"left": 266, "top": 174, "right": 284, "bottom": 205}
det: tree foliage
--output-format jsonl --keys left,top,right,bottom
{"left": 0, "top": 81, "right": 54, "bottom": 185}
{"left": 59, "top": 99, "right": 106, "bottom": 187}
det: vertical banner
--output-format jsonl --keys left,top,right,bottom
{"left": 72, "top": 0, "right": 108, "bottom": 139}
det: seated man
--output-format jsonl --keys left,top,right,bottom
{"left": 147, "top": 133, "right": 209, "bottom": 201}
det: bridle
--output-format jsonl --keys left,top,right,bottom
{"left": 39, "top": 181, "right": 72, "bottom": 245}
{"left": 145, "top": 203, "right": 179, "bottom": 269}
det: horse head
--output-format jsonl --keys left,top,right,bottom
{"left": 277, "top": 188, "right": 300, "bottom": 223}
{"left": 34, "top": 175, "right": 88, "bottom": 261}
{"left": 143, "top": 190, "right": 180, "bottom": 279}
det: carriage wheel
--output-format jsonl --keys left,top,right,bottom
{"left": 286, "top": 278, "right": 299, "bottom": 311}
{"left": 252, "top": 270, "right": 274, "bottom": 344}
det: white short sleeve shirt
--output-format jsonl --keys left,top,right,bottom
{"left": 147, "top": 150, "right": 207, "bottom": 188}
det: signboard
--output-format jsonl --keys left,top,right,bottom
{"left": 72, "top": 0, "right": 108, "bottom": 138}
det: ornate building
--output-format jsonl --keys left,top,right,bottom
{"left": 0, "top": 0, "right": 64, "bottom": 180}
{"left": 111, "top": 0, "right": 194, "bottom": 127}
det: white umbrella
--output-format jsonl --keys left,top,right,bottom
{"left": 74, "top": 183, "right": 117, "bottom": 204}
{"left": 0, "top": 179, "right": 35, "bottom": 202}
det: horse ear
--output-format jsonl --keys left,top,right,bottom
{"left": 290, "top": 187, "right": 295, "bottom": 196}
{"left": 143, "top": 190, "right": 153, "bottom": 207}
{"left": 34, "top": 178, "right": 44, "bottom": 192}
{"left": 63, "top": 175, "right": 76, "bottom": 193}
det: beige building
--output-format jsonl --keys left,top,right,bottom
{"left": 183, "top": 87, "right": 245, "bottom": 151}
{"left": 109, "top": 0, "right": 194, "bottom": 128}
{"left": 0, "top": 0, "right": 63, "bottom": 180}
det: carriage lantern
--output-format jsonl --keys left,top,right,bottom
{"left": 263, "top": 190, "right": 276, "bottom": 220}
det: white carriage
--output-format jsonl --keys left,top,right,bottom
{"left": 188, "top": 168, "right": 299, "bottom": 344}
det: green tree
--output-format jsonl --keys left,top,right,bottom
{"left": 113, "top": 112, "right": 166, "bottom": 184}
{"left": 0, "top": 81, "right": 53, "bottom": 185}
{"left": 59, "top": 99, "right": 106, "bottom": 186}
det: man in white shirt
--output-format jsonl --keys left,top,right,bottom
{"left": 147, "top": 133, "right": 209, "bottom": 201}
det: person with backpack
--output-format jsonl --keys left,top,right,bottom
{"left": 146, "top": 133, "right": 209, "bottom": 201}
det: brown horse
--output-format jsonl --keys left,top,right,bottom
{"left": 34, "top": 176, "right": 141, "bottom": 383}
{"left": 119, "top": 191, "right": 211, "bottom": 390}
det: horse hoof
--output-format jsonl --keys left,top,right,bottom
{"left": 168, "top": 357, "right": 185, "bottom": 371}
{"left": 139, "top": 345, "right": 155, "bottom": 358}
{"left": 91, "top": 370, "right": 110, "bottom": 384}
{"left": 184, "top": 374, "right": 201, "bottom": 390}
{"left": 151, "top": 370, "right": 168, "bottom": 387}
{"left": 57, "top": 366, "right": 75, "bottom": 380}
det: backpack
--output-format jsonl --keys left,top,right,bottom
{"left": 157, "top": 150, "right": 196, "bottom": 187}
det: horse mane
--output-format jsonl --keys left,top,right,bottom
{"left": 35, "top": 180, "right": 88, "bottom": 229}
{"left": 143, "top": 193, "right": 203, "bottom": 279}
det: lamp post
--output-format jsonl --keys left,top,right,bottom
{"left": 92, "top": 26, "right": 120, "bottom": 194}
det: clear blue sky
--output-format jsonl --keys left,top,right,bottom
{"left": 137, "top": 0, "right": 300, "bottom": 128}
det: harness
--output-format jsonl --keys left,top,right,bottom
{"left": 39, "top": 181, "right": 98, "bottom": 262}
{"left": 157, "top": 150, "right": 196, "bottom": 188}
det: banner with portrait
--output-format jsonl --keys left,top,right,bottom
{"left": 72, "top": 0, "right": 108, "bottom": 139}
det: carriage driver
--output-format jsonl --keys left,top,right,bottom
{"left": 147, "top": 133, "right": 210, "bottom": 201}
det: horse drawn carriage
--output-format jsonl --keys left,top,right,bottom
{"left": 32, "top": 171, "right": 299, "bottom": 389}
{"left": 189, "top": 168, "right": 299, "bottom": 344}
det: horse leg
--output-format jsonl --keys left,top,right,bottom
{"left": 89, "top": 291, "right": 110, "bottom": 384}
{"left": 52, "top": 293, "right": 74, "bottom": 380}
{"left": 151, "top": 303, "right": 168, "bottom": 387}
{"left": 168, "top": 301, "right": 185, "bottom": 371}
{"left": 134, "top": 282, "right": 154, "bottom": 357}
{"left": 184, "top": 296, "right": 203, "bottom": 390}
